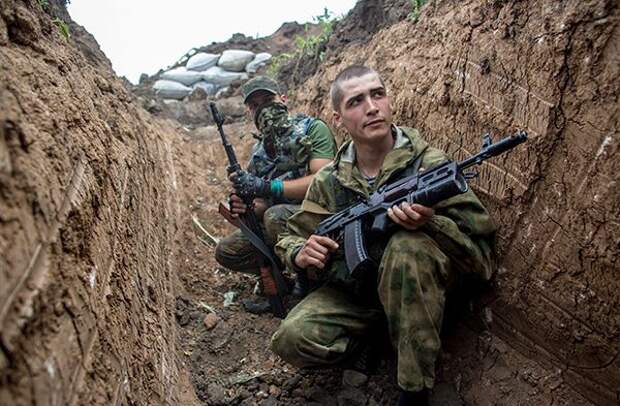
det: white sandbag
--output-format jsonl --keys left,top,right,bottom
{"left": 160, "top": 67, "right": 203, "bottom": 86}
{"left": 153, "top": 80, "right": 192, "bottom": 100}
{"left": 202, "top": 66, "right": 248, "bottom": 86}
{"left": 245, "top": 52, "right": 272, "bottom": 73}
{"left": 217, "top": 49, "right": 255, "bottom": 72}
{"left": 192, "top": 80, "right": 216, "bottom": 95}
{"left": 186, "top": 53, "right": 220, "bottom": 71}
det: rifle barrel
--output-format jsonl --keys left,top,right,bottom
{"left": 458, "top": 131, "right": 527, "bottom": 171}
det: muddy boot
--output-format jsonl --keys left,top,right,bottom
{"left": 396, "top": 389, "right": 429, "bottom": 406}
{"left": 342, "top": 342, "right": 379, "bottom": 388}
{"left": 241, "top": 298, "right": 271, "bottom": 314}
{"left": 241, "top": 279, "right": 272, "bottom": 314}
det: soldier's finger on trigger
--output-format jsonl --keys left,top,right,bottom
{"left": 412, "top": 203, "right": 434, "bottom": 217}
{"left": 391, "top": 205, "right": 408, "bottom": 221}
{"left": 406, "top": 206, "right": 421, "bottom": 221}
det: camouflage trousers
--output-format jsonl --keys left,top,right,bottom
{"left": 270, "top": 230, "right": 452, "bottom": 392}
{"left": 214, "top": 204, "right": 299, "bottom": 274}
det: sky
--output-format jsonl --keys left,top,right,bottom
{"left": 67, "top": 1, "right": 358, "bottom": 84}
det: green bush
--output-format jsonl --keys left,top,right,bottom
{"left": 52, "top": 17, "right": 70, "bottom": 40}
{"left": 267, "top": 8, "right": 338, "bottom": 77}
{"left": 409, "top": 0, "right": 427, "bottom": 22}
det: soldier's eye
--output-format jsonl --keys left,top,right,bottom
{"left": 347, "top": 97, "right": 361, "bottom": 107}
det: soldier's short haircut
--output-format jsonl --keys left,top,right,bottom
{"left": 330, "top": 65, "right": 384, "bottom": 112}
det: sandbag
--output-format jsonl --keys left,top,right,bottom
{"left": 245, "top": 52, "right": 272, "bottom": 73}
{"left": 202, "top": 66, "right": 248, "bottom": 86}
{"left": 153, "top": 80, "right": 192, "bottom": 100}
{"left": 217, "top": 50, "right": 255, "bottom": 72}
{"left": 192, "top": 80, "right": 216, "bottom": 96}
{"left": 160, "top": 67, "right": 203, "bottom": 86}
{"left": 186, "top": 53, "right": 220, "bottom": 71}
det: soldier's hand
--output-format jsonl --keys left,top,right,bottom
{"left": 294, "top": 235, "right": 339, "bottom": 270}
{"left": 230, "top": 170, "right": 271, "bottom": 198}
{"left": 229, "top": 194, "right": 247, "bottom": 218}
{"left": 387, "top": 202, "right": 434, "bottom": 231}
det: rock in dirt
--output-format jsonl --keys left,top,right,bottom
{"left": 268, "top": 384, "right": 281, "bottom": 397}
{"left": 337, "top": 387, "right": 367, "bottom": 406}
{"left": 307, "top": 385, "right": 337, "bottom": 405}
{"left": 203, "top": 313, "right": 219, "bottom": 330}
{"left": 342, "top": 369, "right": 369, "bottom": 387}
{"left": 283, "top": 375, "right": 302, "bottom": 391}
{"left": 188, "top": 86, "right": 208, "bottom": 101}
{"left": 207, "top": 382, "right": 227, "bottom": 405}
{"left": 261, "top": 396, "right": 279, "bottom": 406}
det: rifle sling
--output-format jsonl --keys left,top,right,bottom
{"left": 236, "top": 219, "right": 280, "bottom": 272}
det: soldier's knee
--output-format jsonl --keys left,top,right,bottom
{"left": 270, "top": 317, "right": 305, "bottom": 364}
{"left": 214, "top": 238, "right": 239, "bottom": 269}
{"left": 214, "top": 242, "right": 229, "bottom": 267}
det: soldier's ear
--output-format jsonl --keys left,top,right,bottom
{"left": 279, "top": 94, "right": 288, "bottom": 104}
{"left": 332, "top": 110, "right": 342, "bottom": 128}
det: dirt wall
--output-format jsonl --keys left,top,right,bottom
{"left": 290, "top": 0, "right": 619, "bottom": 404}
{"left": 0, "top": 1, "right": 188, "bottom": 404}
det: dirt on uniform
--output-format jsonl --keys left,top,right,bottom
{"left": 0, "top": 0, "right": 618, "bottom": 405}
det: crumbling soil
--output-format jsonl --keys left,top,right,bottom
{"left": 0, "top": 0, "right": 195, "bottom": 403}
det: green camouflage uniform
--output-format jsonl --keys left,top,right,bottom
{"left": 272, "top": 126, "right": 496, "bottom": 391}
{"left": 215, "top": 104, "right": 336, "bottom": 274}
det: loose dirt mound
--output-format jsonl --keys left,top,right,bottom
{"left": 0, "top": 0, "right": 194, "bottom": 404}
{"left": 287, "top": 0, "right": 619, "bottom": 404}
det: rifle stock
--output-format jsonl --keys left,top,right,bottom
{"left": 317, "top": 131, "right": 528, "bottom": 274}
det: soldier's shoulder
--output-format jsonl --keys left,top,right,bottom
{"left": 313, "top": 161, "right": 338, "bottom": 183}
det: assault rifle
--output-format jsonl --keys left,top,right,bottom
{"left": 315, "top": 131, "right": 528, "bottom": 275}
{"left": 210, "top": 102, "right": 289, "bottom": 318}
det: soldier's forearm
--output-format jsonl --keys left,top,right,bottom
{"left": 282, "top": 175, "right": 314, "bottom": 200}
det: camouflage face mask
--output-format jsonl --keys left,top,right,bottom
{"left": 255, "top": 102, "right": 292, "bottom": 140}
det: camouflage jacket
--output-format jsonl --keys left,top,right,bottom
{"left": 275, "top": 126, "right": 497, "bottom": 289}
{"left": 247, "top": 114, "right": 315, "bottom": 182}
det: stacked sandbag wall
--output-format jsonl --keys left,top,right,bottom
{"left": 154, "top": 49, "right": 272, "bottom": 100}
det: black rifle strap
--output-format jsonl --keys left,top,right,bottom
{"left": 236, "top": 219, "right": 281, "bottom": 273}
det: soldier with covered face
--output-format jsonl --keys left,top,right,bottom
{"left": 271, "top": 65, "right": 496, "bottom": 405}
{"left": 214, "top": 76, "right": 337, "bottom": 312}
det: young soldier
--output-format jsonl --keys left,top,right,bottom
{"left": 214, "top": 76, "right": 337, "bottom": 313}
{"left": 271, "top": 66, "right": 496, "bottom": 405}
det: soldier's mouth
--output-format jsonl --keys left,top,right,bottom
{"left": 364, "top": 119, "right": 385, "bottom": 127}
